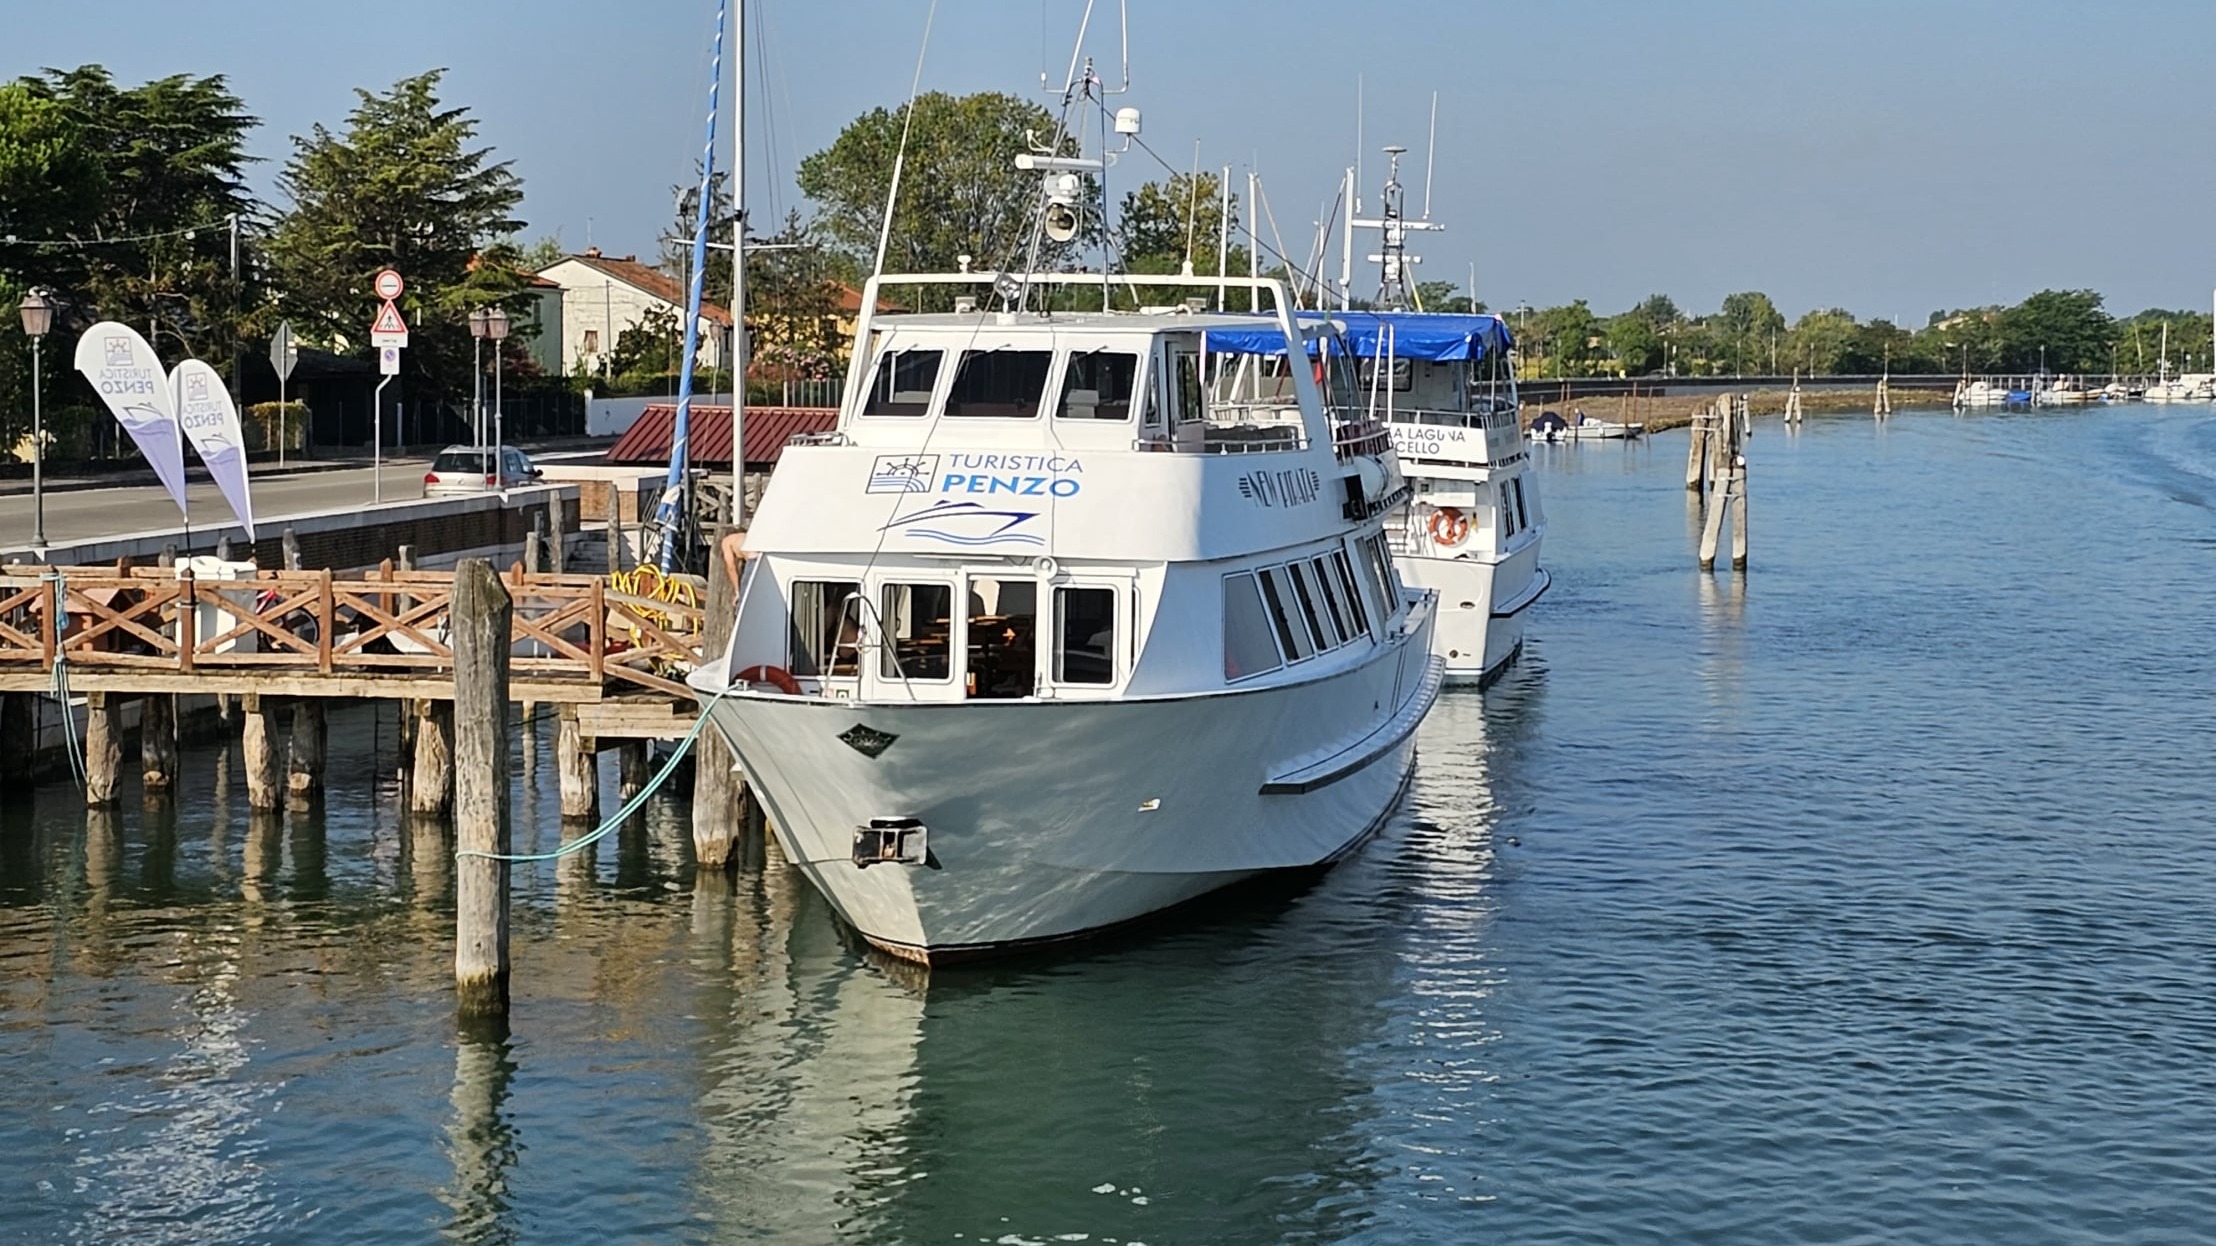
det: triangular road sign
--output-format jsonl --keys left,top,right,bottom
{"left": 371, "top": 299, "right": 409, "bottom": 348}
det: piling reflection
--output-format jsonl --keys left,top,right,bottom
{"left": 439, "top": 1014, "right": 520, "bottom": 1245}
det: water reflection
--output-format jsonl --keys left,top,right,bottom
{"left": 439, "top": 1015, "right": 519, "bottom": 1245}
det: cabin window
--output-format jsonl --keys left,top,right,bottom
{"left": 1257, "top": 567, "right": 1312, "bottom": 661}
{"left": 1057, "top": 350, "right": 1139, "bottom": 420}
{"left": 879, "top": 583, "right": 954, "bottom": 680}
{"left": 789, "top": 580, "right": 861, "bottom": 677}
{"left": 863, "top": 348, "right": 943, "bottom": 416}
{"left": 1500, "top": 486, "right": 1519, "bottom": 539}
{"left": 1513, "top": 478, "right": 1532, "bottom": 531}
{"left": 1053, "top": 587, "right": 1117, "bottom": 684}
{"left": 1312, "top": 556, "right": 1356, "bottom": 642}
{"left": 1331, "top": 551, "right": 1370, "bottom": 637}
{"left": 1367, "top": 534, "right": 1402, "bottom": 608}
{"left": 1358, "top": 356, "right": 1413, "bottom": 392}
{"left": 1172, "top": 350, "right": 1204, "bottom": 426}
{"left": 946, "top": 349, "right": 1052, "bottom": 418}
{"left": 1222, "top": 573, "right": 1284, "bottom": 681}
{"left": 1289, "top": 561, "right": 1337, "bottom": 650}
{"left": 966, "top": 577, "right": 1037, "bottom": 697}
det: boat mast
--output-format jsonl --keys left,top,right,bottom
{"left": 731, "top": 0, "right": 746, "bottom": 530}
{"left": 1351, "top": 146, "right": 1443, "bottom": 311}
{"left": 646, "top": 0, "right": 726, "bottom": 571}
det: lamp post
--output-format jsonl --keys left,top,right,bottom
{"left": 468, "top": 307, "right": 489, "bottom": 451}
{"left": 485, "top": 307, "right": 510, "bottom": 478}
{"left": 19, "top": 289, "right": 52, "bottom": 550}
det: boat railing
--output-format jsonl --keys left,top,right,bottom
{"left": 786, "top": 431, "right": 850, "bottom": 448}
{"left": 1332, "top": 418, "right": 1393, "bottom": 461}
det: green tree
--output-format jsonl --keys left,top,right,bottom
{"left": 1716, "top": 291, "right": 1785, "bottom": 375}
{"left": 1997, "top": 289, "right": 2114, "bottom": 373}
{"left": 0, "top": 84, "right": 104, "bottom": 261}
{"left": 1605, "top": 313, "right": 1663, "bottom": 375}
{"left": 608, "top": 303, "right": 682, "bottom": 379}
{"left": 1785, "top": 308, "right": 1859, "bottom": 374}
{"left": 267, "top": 69, "right": 525, "bottom": 401}
{"left": 798, "top": 91, "right": 1082, "bottom": 305}
{"left": 1528, "top": 300, "right": 1601, "bottom": 377}
{"left": 2116, "top": 308, "right": 2214, "bottom": 375}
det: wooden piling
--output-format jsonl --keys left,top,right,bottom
{"left": 410, "top": 699, "right": 454, "bottom": 817}
{"left": 288, "top": 700, "right": 327, "bottom": 807}
{"left": 556, "top": 705, "right": 599, "bottom": 822}
{"left": 550, "top": 511, "right": 566, "bottom": 574}
{"left": 618, "top": 740, "right": 650, "bottom": 801}
{"left": 216, "top": 535, "right": 233, "bottom": 561}
{"left": 691, "top": 548, "right": 746, "bottom": 868}
{"left": 606, "top": 512, "right": 624, "bottom": 574}
{"left": 1684, "top": 401, "right": 1713, "bottom": 493}
{"left": 84, "top": 691, "right": 121, "bottom": 808}
{"left": 452, "top": 558, "right": 513, "bottom": 1016}
{"left": 525, "top": 512, "right": 545, "bottom": 575}
{"left": 140, "top": 692, "right": 178, "bottom": 796}
{"left": 1699, "top": 395, "right": 1750, "bottom": 572}
{"left": 0, "top": 693, "right": 32, "bottom": 789}
{"left": 282, "top": 526, "right": 301, "bottom": 572}
{"left": 241, "top": 692, "right": 282, "bottom": 812}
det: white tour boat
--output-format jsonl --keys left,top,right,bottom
{"left": 688, "top": 270, "right": 1439, "bottom": 961}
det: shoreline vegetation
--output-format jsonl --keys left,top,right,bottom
{"left": 1528, "top": 388, "right": 1958, "bottom": 435}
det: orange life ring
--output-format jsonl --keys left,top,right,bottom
{"left": 734, "top": 664, "right": 802, "bottom": 695}
{"left": 1428, "top": 507, "right": 1471, "bottom": 547}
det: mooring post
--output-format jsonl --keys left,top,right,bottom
{"left": 525, "top": 512, "right": 545, "bottom": 576}
{"left": 1731, "top": 397, "right": 1751, "bottom": 570}
{"left": 618, "top": 740, "right": 650, "bottom": 801}
{"left": 140, "top": 693, "right": 178, "bottom": 797}
{"left": 452, "top": 557, "right": 514, "bottom": 1016}
{"left": 288, "top": 700, "right": 327, "bottom": 807}
{"left": 550, "top": 507, "right": 567, "bottom": 574}
{"left": 691, "top": 547, "right": 745, "bottom": 869}
{"left": 606, "top": 511, "right": 624, "bottom": 575}
{"left": 281, "top": 526, "right": 301, "bottom": 573}
{"left": 240, "top": 692, "right": 282, "bottom": 812}
{"left": 0, "top": 693, "right": 33, "bottom": 789}
{"left": 216, "top": 535, "right": 233, "bottom": 561}
{"left": 1685, "top": 400, "right": 1712, "bottom": 493}
{"left": 84, "top": 691, "right": 122, "bottom": 807}
{"left": 556, "top": 705, "right": 599, "bottom": 822}
{"left": 411, "top": 698, "right": 454, "bottom": 817}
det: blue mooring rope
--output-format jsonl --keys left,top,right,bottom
{"left": 456, "top": 684, "right": 733, "bottom": 863}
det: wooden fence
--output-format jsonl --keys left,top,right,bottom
{"left": 0, "top": 563, "right": 706, "bottom": 700}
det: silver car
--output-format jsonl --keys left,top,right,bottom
{"left": 422, "top": 445, "right": 541, "bottom": 497}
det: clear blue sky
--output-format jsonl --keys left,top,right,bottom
{"left": 13, "top": 0, "right": 2216, "bottom": 323}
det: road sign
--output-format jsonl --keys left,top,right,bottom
{"left": 370, "top": 300, "right": 409, "bottom": 348}
{"left": 270, "top": 320, "right": 299, "bottom": 381}
{"left": 373, "top": 269, "right": 405, "bottom": 301}
{"left": 379, "top": 344, "right": 401, "bottom": 376}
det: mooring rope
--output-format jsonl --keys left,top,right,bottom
{"left": 456, "top": 683, "right": 734, "bottom": 863}
{"left": 44, "top": 568, "right": 86, "bottom": 789}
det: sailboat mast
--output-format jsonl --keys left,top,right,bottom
{"left": 650, "top": 0, "right": 726, "bottom": 571}
{"left": 732, "top": 0, "right": 747, "bottom": 531}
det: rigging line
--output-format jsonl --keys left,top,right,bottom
{"left": 872, "top": 0, "right": 940, "bottom": 278}
{"left": 1127, "top": 132, "right": 1328, "bottom": 297}
{"left": 754, "top": 0, "right": 789, "bottom": 222}
{"left": 0, "top": 222, "right": 226, "bottom": 248}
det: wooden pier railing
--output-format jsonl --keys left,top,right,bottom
{"left": 0, "top": 563, "right": 706, "bottom": 702}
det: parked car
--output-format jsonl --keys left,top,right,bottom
{"left": 423, "top": 445, "right": 541, "bottom": 497}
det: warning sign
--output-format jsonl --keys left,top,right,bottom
{"left": 371, "top": 300, "right": 408, "bottom": 348}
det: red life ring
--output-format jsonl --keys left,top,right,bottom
{"left": 734, "top": 664, "right": 802, "bottom": 695}
{"left": 1428, "top": 507, "right": 1471, "bottom": 547}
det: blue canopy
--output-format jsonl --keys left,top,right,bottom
{"left": 1203, "top": 311, "right": 1514, "bottom": 362}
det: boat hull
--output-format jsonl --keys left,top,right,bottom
{"left": 1396, "top": 539, "right": 1545, "bottom": 685}
{"left": 690, "top": 625, "right": 1438, "bottom": 961}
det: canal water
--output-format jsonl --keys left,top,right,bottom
{"left": 6, "top": 404, "right": 2216, "bottom": 1244}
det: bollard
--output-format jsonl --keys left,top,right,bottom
{"left": 451, "top": 558, "right": 513, "bottom": 1017}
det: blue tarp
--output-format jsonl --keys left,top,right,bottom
{"left": 1203, "top": 311, "right": 1514, "bottom": 362}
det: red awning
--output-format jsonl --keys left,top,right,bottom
{"left": 605, "top": 405, "right": 836, "bottom": 468}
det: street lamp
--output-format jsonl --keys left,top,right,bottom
{"left": 468, "top": 307, "right": 490, "bottom": 451}
{"left": 19, "top": 288, "right": 52, "bottom": 550}
{"left": 484, "top": 307, "right": 509, "bottom": 477}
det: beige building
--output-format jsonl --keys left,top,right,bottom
{"left": 535, "top": 248, "right": 734, "bottom": 376}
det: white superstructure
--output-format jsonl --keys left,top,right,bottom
{"left": 688, "top": 272, "right": 1438, "bottom": 961}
